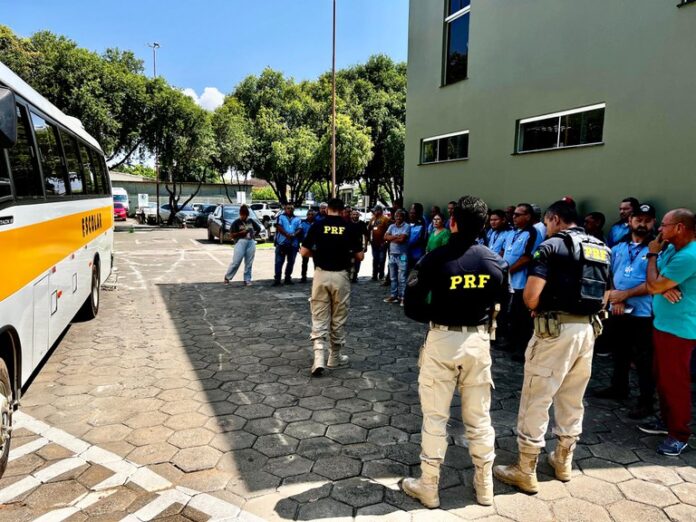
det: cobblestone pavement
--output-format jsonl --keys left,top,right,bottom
{"left": 3, "top": 226, "right": 696, "bottom": 521}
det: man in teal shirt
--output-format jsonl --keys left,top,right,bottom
{"left": 640, "top": 208, "right": 696, "bottom": 456}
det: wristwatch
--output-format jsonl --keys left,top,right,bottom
{"left": 646, "top": 253, "right": 659, "bottom": 259}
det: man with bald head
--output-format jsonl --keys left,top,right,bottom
{"left": 641, "top": 208, "right": 696, "bottom": 456}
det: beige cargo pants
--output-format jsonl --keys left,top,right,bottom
{"left": 310, "top": 268, "right": 351, "bottom": 350}
{"left": 418, "top": 324, "right": 496, "bottom": 477}
{"left": 517, "top": 322, "right": 595, "bottom": 454}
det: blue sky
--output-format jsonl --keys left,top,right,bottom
{"left": 3, "top": 0, "right": 409, "bottom": 109}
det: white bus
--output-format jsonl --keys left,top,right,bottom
{"left": 0, "top": 61, "right": 113, "bottom": 476}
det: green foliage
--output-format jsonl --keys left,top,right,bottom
{"left": 119, "top": 164, "right": 157, "bottom": 179}
{"left": 251, "top": 186, "right": 277, "bottom": 201}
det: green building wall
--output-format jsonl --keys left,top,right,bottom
{"left": 405, "top": 0, "right": 696, "bottom": 221}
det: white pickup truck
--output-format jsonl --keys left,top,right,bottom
{"left": 250, "top": 202, "right": 281, "bottom": 225}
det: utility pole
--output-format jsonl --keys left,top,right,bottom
{"left": 331, "top": 0, "right": 337, "bottom": 198}
{"left": 148, "top": 42, "right": 161, "bottom": 224}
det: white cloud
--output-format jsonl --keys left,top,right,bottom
{"left": 183, "top": 86, "right": 225, "bottom": 111}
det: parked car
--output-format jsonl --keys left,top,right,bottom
{"left": 159, "top": 204, "right": 199, "bottom": 226}
{"left": 113, "top": 202, "right": 127, "bottom": 221}
{"left": 208, "top": 205, "right": 268, "bottom": 244}
{"left": 135, "top": 202, "right": 159, "bottom": 224}
{"left": 195, "top": 204, "right": 217, "bottom": 228}
{"left": 112, "top": 187, "right": 130, "bottom": 215}
{"left": 250, "top": 202, "right": 281, "bottom": 225}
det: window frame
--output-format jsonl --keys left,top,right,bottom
{"left": 420, "top": 130, "right": 470, "bottom": 165}
{"left": 443, "top": 0, "right": 471, "bottom": 86}
{"left": 8, "top": 101, "right": 46, "bottom": 201}
{"left": 29, "top": 110, "right": 71, "bottom": 199}
{"left": 0, "top": 150, "right": 13, "bottom": 205}
{"left": 515, "top": 103, "right": 606, "bottom": 155}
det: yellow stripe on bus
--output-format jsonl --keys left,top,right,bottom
{"left": 0, "top": 206, "right": 113, "bottom": 302}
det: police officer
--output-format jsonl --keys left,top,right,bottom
{"left": 300, "top": 198, "right": 364, "bottom": 376}
{"left": 493, "top": 200, "right": 610, "bottom": 493}
{"left": 401, "top": 195, "right": 508, "bottom": 508}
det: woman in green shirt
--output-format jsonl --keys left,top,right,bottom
{"left": 426, "top": 214, "right": 451, "bottom": 253}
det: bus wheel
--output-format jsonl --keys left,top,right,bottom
{"left": 0, "top": 359, "right": 12, "bottom": 478}
{"left": 77, "top": 262, "right": 100, "bottom": 321}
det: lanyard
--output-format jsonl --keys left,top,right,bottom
{"left": 627, "top": 243, "right": 643, "bottom": 265}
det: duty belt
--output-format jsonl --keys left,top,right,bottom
{"left": 553, "top": 313, "right": 592, "bottom": 324}
{"left": 430, "top": 322, "right": 483, "bottom": 333}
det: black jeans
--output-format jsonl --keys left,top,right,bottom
{"left": 606, "top": 314, "right": 655, "bottom": 406}
{"left": 509, "top": 289, "right": 533, "bottom": 356}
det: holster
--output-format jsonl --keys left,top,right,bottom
{"left": 489, "top": 303, "right": 501, "bottom": 341}
{"left": 534, "top": 313, "right": 561, "bottom": 339}
{"left": 591, "top": 314, "right": 604, "bottom": 337}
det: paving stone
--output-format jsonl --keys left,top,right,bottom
{"left": 438, "top": 484, "right": 497, "bottom": 519}
{"left": 322, "top": 386, "right": 356, "bottom": 400}
{"left": 168, "top": 427, "right": 215, "bottom": 449}
{"left": 127, "top": 442, "right": 178, "bottom": 465}
{"left": 368, "top": 426, "right": 409, "bottom": 445}
{"left": 164, "top": 412, "right": 208, "bottom": 430}
{"left": 313, "top": 456, "right": 362, "bottom": 481}
{"left": 390, "top": 413, "right": 422, "bottom": 434}
{"left": 205, "top": 414, "right": 246, "bottom": 433}
{"left": 312, "top": 409, "right": 352, "bottom": 425}
{"left": 298, "top": 497, "right": 353, "bottom": 519}
{"left": 608, "top": 499, "right": 670, "bottom": 522}
{"left": 336, "top": 398, "right": 373, "bottom": 413}
{"left": 588, "top": 442, "right": 639, "bottom": 465}
{"left": 352, "top": 411, "right": 390, "bottom": 429}
{"left": 35, "top": 443, "right": 74, "bottom": 461}
{"left": 125, "top": 411, "right": 169, "bottom": 429}
{"left": 577, "top": 457, "right": 633, "bottom": 483}
{"left": 495, "top": 493, "right": 554, "bottom": 522}
{"left": 298, "top": 395, "right": 337, "bottom": 411}
{"left": 373, "top": 400, "right": 411, "bottom": 415}
{"left": 127, "top": 425, "right": 174, "bottom": 447}
{"left": 551, "top": 497, "right": 612, "bottom": 522}
{"left": 332, "top": 476, "right": 385, "bottom": 507}
{"left": 273, "top": 406, "right": 312, "bottom": 422}
{"left": 264, "top": 454, "right": 313, "bottom": 478}
{"left": 626, "top": 462, "right": 683, "bottom": 486}
{"left": 386, "top": 443, "right": 422, "bottom": 466}
{"left": 296, "top": 437, "right": 343, "bottom": 460}
{"left": 253, "top": 434, "right": 299, "bottom": 457}
{"left": 178, "top": 468, "right": 232, "bottom": 492}
{"left": 326, "top": 423, "right": 368, "bottom": 444}
{"left": 24, "top": 479, "right": 88, "bottom": 510}
{"left": 566, "top": 474, "right": 623, "bottom": 505}
{"left": 83, "top": 424, "right": 132, "bottom": 444}
{"left": 235, "top": 403, "right": 275, "bottom": 420}
{"left": 159, "top": 399, "right": 202, "bottom": 415}
{"left": 172, "top": 446, "right": 222, "bottom": 472}
{"left": 219, "top": 448, "right": 268, "bottom": 473}
{"left": 342, "top": 442, "right": 387, "bottom": 462}
{"left": 673, "top": 482, "right": 696, "bottom": 506}
{"left": 284, "top": 420, "right": 327, "bottom": 439}
{"left": 665, "top": 503, "right": 696, "bottom": 522}
{"left": 363, "top": 458, "right": 409, "bottom": 486}
{"left": 618, "top": 478, "right": 679, "bottom": 507}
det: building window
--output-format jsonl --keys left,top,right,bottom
{"left": 444, "top": 0, "right": 470, "bottom": 85}
{"left": 421, "top": 131, "right": 469, "bottom": 164}
{"left": 516, "top": 103, "right": 605, "bottom": 154}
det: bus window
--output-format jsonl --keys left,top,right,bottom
{"left": 7, "top": 105, "right": 43, "bottom": 200}
{"left": 93, "top": 151, "right": 110, "bottom": 195}
{"left": 78, "top": 143, "right": 95, "bottom": 194}
{"left": 0, "top": 152, "right": 11, "bottom": 200}
{"left": 60, "top": 130, "right": 84, "bottom": 195}
{"left": 31, "top": 112, "right": 68, "bottom": 197}
{"left": 87, "top": 148, "right": 104, "bottom": 194}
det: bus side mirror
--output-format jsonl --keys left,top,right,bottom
{"left": 0, "top": 88, "right": 17, "bottom": 148}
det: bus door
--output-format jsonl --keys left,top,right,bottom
{"left": 32, "top": 274, "right": 51, "bottom": 361}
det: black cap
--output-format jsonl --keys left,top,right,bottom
{"left": 634, "top": 203, "right": 656, "bottom": 218}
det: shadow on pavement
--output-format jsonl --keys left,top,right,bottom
{"left": 157, "top": 279, "right": 696, "bottom": 519}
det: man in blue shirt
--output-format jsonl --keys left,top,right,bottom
{"left": 607, "top": 197, "right": 640, "bottom": 247}
{"left": 596, "top": 204, "right": 656, "bottom": 419}
{"left": 300, "top": 209, "right": 317, "bottom": 283}
{"left": 485, "top": 209, "right": 512, "bottom": 256}
{"left": 503, "top": 204, "right": 539, "bottom": 361}
{"left": 384, "top": 210, "right": 411, "bottom": 305}
{"left": 274, "top": 204, "right": 303, "bottom": 286}
{"left": 641, "top": 208, "right": 696, "bottom": 456}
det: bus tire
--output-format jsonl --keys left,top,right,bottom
{"left": 0, "top": 358, "right": 12, "bottom": 479}
{"left": 77, "top": 262, "right": 100, "bottom": 321}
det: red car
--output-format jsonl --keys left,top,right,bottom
{"left": 113, "top": 203, "right": 127, "bottom": 221}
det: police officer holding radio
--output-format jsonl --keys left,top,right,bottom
{"left": 494, "top": 200, "right": 610, "bottom": 494}
{"left": 300, "top": 198, "right": 364, "bottom": 376}
{"left": 401, "top": 195, "right": 508, "bottom": 508}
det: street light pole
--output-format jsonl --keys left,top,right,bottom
{"left": 148, "top": 42, "right": 161, "bottom": 224}
{"left": 331, "top": 0, "right": 337, "bottom": 198}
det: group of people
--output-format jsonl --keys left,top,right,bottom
{"left": 221, "top": 195, "right": 696, "bottom": 510}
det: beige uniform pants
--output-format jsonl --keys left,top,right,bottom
{"left": 310, "top": 268, "right": 351, "bottom": 350}
{"left": 418, "top": 325, "right": 495, "bottom": 477}
{"left": 517, "top": 322, "right": 595, "bottom": 454}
